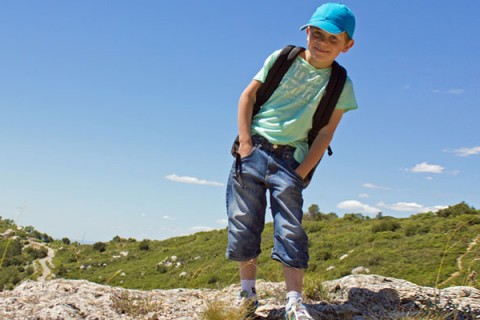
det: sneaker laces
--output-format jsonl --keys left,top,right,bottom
{"left": 286, "top": 298, "right": 313, "bottom": 320}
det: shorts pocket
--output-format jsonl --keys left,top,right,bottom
{"left": 285, "top": 156, "right": 305, "bottom": 184}
{"left": 239, "top": 145, "right": 258, "bottom": 160}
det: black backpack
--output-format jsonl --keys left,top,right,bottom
{"left": 231, "top": 45, "right": 347, "bottom": 176}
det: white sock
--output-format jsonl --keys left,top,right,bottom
{"left": 241, "top": 279, "right": 257, "bottom": 298}
{"left": 286, "top": 291, "right": 302, "bottom": 305}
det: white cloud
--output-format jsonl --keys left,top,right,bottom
{"left": 428, "top": 205, "right": 449, "bottom": 212}
{"left": 377, "top": 201, "right": 447, "bottom": 213}
{"left": 362, "top": 183, "right": 389, "bottom": 190}
{"left": 453, "top": 146, "right": 480, "bottom": 157}
{"left": 446, "top": 89, "right": 464, "bottom": 95}
{"left": 358, "top": 193, "right": 370, "bottom": 199}
{"left": 163, "top": 215, "right": 175, "bottom": 221}
{"left": 337, "top": 200, "right": 380, "bottom": 214}
{"left": 449, "top": 169, "right": 460, "bottom": 176}
{"left": 216, "top": 218, "right": 228, "bottom": 226}
{"left": 409, "top": 162, "right": 444, "bottom": 174}
{"left": 433, "top": 88, "right": 465, "bottom": 95}
{"left": 165, "top": 174, "right": 224, "bottom": 187}
{"left": 190, "top": 226, "right": 214, "bottom": 232}
{"left": 377, "top": 201, "right": 424, "bottom": 212}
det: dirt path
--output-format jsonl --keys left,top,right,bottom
{"left": 441, "top": 235, "right": 480, "bottom": 286}
{"left": 37, "top": 245, "right": 55, "bottom": 281}
{"left": 28, "top": 242, "right": 55, "bottom": 281}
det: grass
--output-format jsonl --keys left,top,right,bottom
{"left": 200, "top": 300, "right": 254, "bottom": 320}
{"left": 433, "top": 222, "right": 469, "bottom": 304}
{"left": 391, "top": 307, "right": 474, "bottom": 320}
{"left": 303, "top": 273, "right": 331, "bottom": 303}
{"left": 110, "top": 290, "right": 164, "bottom": 317}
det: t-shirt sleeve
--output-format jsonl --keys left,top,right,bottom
{"left": 253, "top": 50, "right": 281, "bottom": 83}
{"left": 336, "top": 76, "right": 359, "bottom": 112}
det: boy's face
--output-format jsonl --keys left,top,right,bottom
{"left": 306, "top": 26, "right": 354, "bottom": 68}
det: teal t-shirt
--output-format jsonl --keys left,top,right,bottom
{"left": 251, "top": 49, "right": 358, "bottom": 163}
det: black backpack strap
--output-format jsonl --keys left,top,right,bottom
{"left": 303, "top": 61, "right": 347, "bottom": 183}
{"left": 231, "top": 46, "right": 305, "bottom": 157}
{"left": 308, "top": 61, "right": 347, "bottom": 153}
{"left": 253, "top": 45, "right": 306, "bottom": 116}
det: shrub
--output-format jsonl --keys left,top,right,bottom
{"left": 0, "top": 266, "right": 22, "bottom": 291}
{"left": 304, "top": 223, "right": 323, "bottom": 233}
{"left": 200, "top": 300, "right": 249, "bottom": 320}
{"left": 343, "top": 213, "right": 366, "bottom": 222}
{"left": 436, "top": 202, "right": 479, "bottom": 218}
{"left": 56, "top": 264, "right": 68, "bottom": 277}
{"left": 404, "top": 222, "right": 430, "bottom": 236}
{"left": 139, "top": 240, "right": 150, "bottom": 251}
{"left": 304, "top": 274, "right": 331, "bottom": 302}
{"left": 156, "top": 265, "right": 167, "bottom": 273}
{"left": 367, "top": 254, "right": 383, "bottom": 266}
{"left": 372, "top": 220, "right": 401, "bottom": 233}
{"left": 93, "top": 242, "right": 107, "bottom": 252}
{"left": 23, "top": 246, "right": 48, "bottom": 259}
{"left": 207, "top": 276, "right": 218, "bottom": 284}
{"left": 316, "top": 250, "right": 333, "bottom": 261}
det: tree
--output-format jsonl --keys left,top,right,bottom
{"left": 112, "top": 236, "right": 123, "bottom": 242}
{"left": 308, "top": 204, "right": 320, "bottom": 220}
{"left": 41, "top": 233, "right": 53, "bottom": 243}
{"left": 307, "top": 204, "right": 336, "bottom": 221}
{"left": 62, "top": 238, "right": 71, "bottom": 245}
{"left": 24, "top": 226, "right": 36, "bottom": 234}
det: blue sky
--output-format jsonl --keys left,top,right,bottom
{"left": 1, "top": 1, "right": 479, "bottom": 242}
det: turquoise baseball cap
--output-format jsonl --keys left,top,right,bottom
{"left": 300, "top": 3, "right": 356, "bottom": 39}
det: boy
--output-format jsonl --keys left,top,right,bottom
{"left": 226, "top": 3, "right": 358, "bottom": 319}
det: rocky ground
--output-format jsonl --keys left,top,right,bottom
{"left": 0, "top": 274, "right": 479, "bottom": 319}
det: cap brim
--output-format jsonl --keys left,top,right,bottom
{"left": 299, "top": 20, "right": 343, "bottom": 35}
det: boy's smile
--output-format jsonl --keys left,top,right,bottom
{"left": 305, "top": 27, "right": 354, "bottom": 69}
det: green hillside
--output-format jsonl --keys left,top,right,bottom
{"left": 52, "top": 202, "right": 480, "bottom": 291}
{"left": 0, "top": 219, "right": 53, "bottom": 290}
{"left": 2, "top": 202, "right": 479, "bottom": 292}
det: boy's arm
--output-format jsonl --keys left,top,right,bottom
{"left": 237, "top": 80, "right": 262, "bottom": 157}
{"left": 295, "top": 109, "right": 345, "bottom": 179}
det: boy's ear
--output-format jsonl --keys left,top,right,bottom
{"left": 305, "top": 26, "right": 311, "bottom": 36}
{"left": 342, "top": 39, "right": 355, "bottom": 53}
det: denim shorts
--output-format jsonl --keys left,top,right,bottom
{"left": 226, "top": 135, "right": 309, "bottom": 269}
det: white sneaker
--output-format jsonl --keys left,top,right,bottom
{"left": 285, "top": 298, "right": 313, "bottom": 320}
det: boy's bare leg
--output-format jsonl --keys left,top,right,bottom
{"left": 240, "top": 258, "right": 258, "bottom": 279}
{"left": 283, "top": 265, "right": 303, "bottom": 293}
